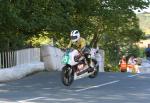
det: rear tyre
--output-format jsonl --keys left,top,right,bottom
{"left": 89, "top": 59, "right": 99, "bottom": 78}
{"left": 61, "top": 65, "right": 74, "bottom": 86}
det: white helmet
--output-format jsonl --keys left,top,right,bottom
{"left": 70, "top": 30, "right": 80, "bottom": 42}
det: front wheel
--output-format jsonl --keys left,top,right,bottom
{"left": 89, "top": 59, "right": 99, "bottom": 78}
{"left": 61, "top": 65, "right": 74, "bottom": 86}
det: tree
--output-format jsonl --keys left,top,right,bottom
{"left": 0, "top": 0, "right": 149, "bottom": 52}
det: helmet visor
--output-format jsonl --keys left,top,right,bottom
{"left": 71, "top": 36, "right": 77, "bottom": 40}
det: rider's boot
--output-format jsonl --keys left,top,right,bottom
{"left": 88, "top": 61, "right": 94, "bottom": 72}
{"left": 88, "top": 67, "right": 94, "bottom": 72}
{"left": 85, "top": 54, "right": 94, "bottom": 72}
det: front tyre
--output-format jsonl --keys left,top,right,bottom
{"left": 61, "top": 65, "right": 74, "bottom": 86}
{"left": 89, "top": 59, "right": 99, "bottom": 78}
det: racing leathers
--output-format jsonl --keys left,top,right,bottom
{"left": 67, "top": 37, "right": 92, "bottom": 70}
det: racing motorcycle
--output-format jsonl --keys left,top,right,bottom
{"left": 61, "top": 48, "right": 99, "bottom": 86}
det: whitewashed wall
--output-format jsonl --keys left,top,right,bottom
{"left": 16, "top": 48, "right": 40, "bottom": 65}
{"left": 96, "top": 49, "right": 105, "bottom": 72}
{"left": 41, "top": 45, "right": 104, "bottom": 72}
{"left": 0, "top": 51, "right": 16, "bottom": 68}
{"left": 41, "top": 45, "right": 64, "bottom": 71}
{"left": 0, "top": 46, "right": 104, "bottom": 72}
{"left": 0, "top": 48, "right": 40, "bottom": 69}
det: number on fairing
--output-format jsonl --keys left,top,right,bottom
{"left": 62, "top": 55, "right": 69, "bottom": 64}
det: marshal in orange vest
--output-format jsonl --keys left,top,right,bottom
{"left": 119, "top": 56, "right": 127, "bottom": 72}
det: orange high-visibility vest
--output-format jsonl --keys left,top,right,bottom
{"left": 120, "top": 59, "right": 127, "bottom": 69}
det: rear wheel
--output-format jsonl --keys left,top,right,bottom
{"left": 61, "top": 65, "right": 74, "bottom": 86}
{"left": 89, "top": 59, "right": 99, "bottom": 78}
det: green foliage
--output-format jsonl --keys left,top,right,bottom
{"left": 137, "top": 13, "right": 150, "bottom": 34}
{"left": 26, "top": 33, "right": 52, "bottom": 47}
{"left": 0, "top": 0, "right": 150, "bottom": 71}
{"left": 139, "top": 47, "right": 145, "bottom": 58}
{"left": 127, "top": 45, "right": 141, "bottom": 57}
{"left": 104, "top": 64, "right": 120, "bottom": 72}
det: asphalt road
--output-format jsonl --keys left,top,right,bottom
{"left": 0, "top": 71, "right": 150, "bottom": 103}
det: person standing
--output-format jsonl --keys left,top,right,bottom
{"left": 127, "top": 56, "right": 140, "bottom": 73}
{"left": 119, "top": 56, "right": 127, "bottom": 72}
{"left": 145, "top": 44, "right": 150, "bottom": 61}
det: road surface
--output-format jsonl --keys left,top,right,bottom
{"left": 0, "top": 71, "right": 150, "bottom": 103}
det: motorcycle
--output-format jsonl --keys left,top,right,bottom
{"left": 61, "top": 48, "right": 99, "bottom": 86}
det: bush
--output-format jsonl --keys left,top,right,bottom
{"left": 104, "top": 64, "right": 120, "bottom": 72}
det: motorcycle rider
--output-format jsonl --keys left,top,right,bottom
{"left": 67, "top": 30, "right": 94, "bottom": 72}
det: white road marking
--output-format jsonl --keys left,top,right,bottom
{"left": 17, "top": 73, "right": 142, "bottom": 102}
{"left": 75, "top": 73, "right": 142, "bottom": 92}
{"left": 18, "top": 97, "right": 47, "bottom": 103}
{"left": 75, "top": 80, "right": 120, "bottom": 92}
{"left": 128, "top": 74, "right": 141, "bottom": 78}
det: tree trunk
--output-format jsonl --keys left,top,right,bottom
{"left": 90, "top": 33, "right": 101, "bottom": 48}
{"left": 90, "top": 33, "right": 98, "bottom": 47}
